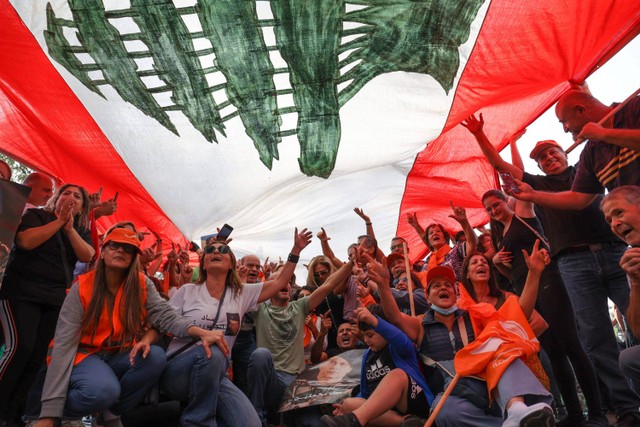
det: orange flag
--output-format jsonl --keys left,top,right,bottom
{"left": 454, "top": 294, "right": 539, "bottom": 397}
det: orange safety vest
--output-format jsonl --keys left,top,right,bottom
{"left": 49, "top": 270, "right": 148, "bottom": 366}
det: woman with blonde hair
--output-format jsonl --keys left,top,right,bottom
{"left": 0, "top": 183, "right": 95, "bottom": 426}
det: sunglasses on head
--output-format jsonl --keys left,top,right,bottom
{"left": 105, "top": 241, "right": 137, "bottom": 254}
{"left": 204, "top": 244, "right": 231, "bottom": 255}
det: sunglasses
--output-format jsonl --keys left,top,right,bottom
{"left": 204, "top": 244, "right": 231, "bottom": 255}
{"left": 313, "top": 269, "right": 329, "bottom": 278}
{"left": 390, "top": 244, "right": 404, "bottom": 251}
{"left": 105, "top": 241, "right": 137, "bottom": 254}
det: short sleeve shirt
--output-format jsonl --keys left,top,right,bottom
{"left": 572, "top": 97, "right": 640, "bottom": 193}
{"left": 166, "top": 282, "right": 263, "bottom": 357}
{"left": 255, "top": 297, "right": 310, "bottom": 375}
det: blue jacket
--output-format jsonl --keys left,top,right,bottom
{"left": 358, "top": 316, "right": 434, "bottom": 405}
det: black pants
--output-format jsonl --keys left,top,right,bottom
{"left": 515, "top": 265, "right": 604, "bottom": 421}
{"left": 0, "top": 298, "right": 60, "bottom": 421}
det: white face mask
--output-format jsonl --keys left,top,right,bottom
{"left": 430, "top": 304, "right": 458, "bottom": 316}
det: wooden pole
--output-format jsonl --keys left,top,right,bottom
{"left": 402, "top": 242, "right": 415, "bottom": 317}
{"left": 424, "top": 374, "right": 460, "bottom": 427}
{"left": 565, "top": 87, "right": 640, "bottom": 154}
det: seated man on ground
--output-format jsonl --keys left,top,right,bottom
{"left": 321, "top": 304, "right": 433, "bottom": 427}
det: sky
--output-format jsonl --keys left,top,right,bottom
{"left": 508, "top": 35, "right": 639, "bottom": 172}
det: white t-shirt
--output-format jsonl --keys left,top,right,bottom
{"left": 166, "top": 282, "right": 263, "bottom": 357}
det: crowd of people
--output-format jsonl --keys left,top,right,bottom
{"left": 0, "top": 88, "right": 638, "bottom": 427}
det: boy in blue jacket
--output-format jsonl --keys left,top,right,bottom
{"left": 321, "top": 305, "right": 433, "bottom": 427}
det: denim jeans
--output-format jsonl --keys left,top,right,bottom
{"left": 161, "top": 344, "right": 260, "bottom": 427}
{"left": 64, "top": 345, "right": 166, "bottom": 418}
{"left": 231, "top": 328, "right": 256, "bottom": 395}
{"left": 247, "top": 348, "right": 297, "bottom": 424}
{"left": 556, "top": 244, "right": 640, "bottom": 414}
{"left": 435, "top": 359, "right": 553, "bottom": 427}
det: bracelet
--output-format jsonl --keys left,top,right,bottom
{"left": 362, "top": 276, "right": 370, "bottom": 285}
{"left": 287, "top": 253, "right": 300, "bottom": 264}
{"left": 365, "top": 222, "right": 372, "bottom": 225}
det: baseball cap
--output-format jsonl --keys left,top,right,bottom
{"left": 102, "top": 227, "right": 142, "bottom": 253}
{"left": 426, "top": 266, "right": 456, "bottom": 290}
{"left": 386, "top": 252, "right": 405, "bottom": 265}
{"left": 529, "top": 140, "right": 563, "bottom": 160}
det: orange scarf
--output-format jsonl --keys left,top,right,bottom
{"left": 427, "top": 245, "right": 451, "bottom": 270}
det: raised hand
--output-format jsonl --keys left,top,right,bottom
{"left": 353, "top": 207, "right": 371, "bottom": 223}
{"left": 522, "top": 239, "right": 550, "bottom": 275}
{"left": 461, "top": 113, "right": 484, "bottom": 135}
{"left": 355, "top": 306, "right": 377, "bottom": 327}
{"left": 360, "top": 251, "right": 389, "bottom": 287}
{"left": 406, "top": 212, "right": 419, "bottom": 228}
{"left": 319, "top": 310, "right": 332, "bottom": 334}
{"left": 317, "top": 227, "right": 330, "bottom": 242}
{"left": 292, "top": 227, "right": 313, "bottom": 253}
{"left": 88, "top": 186, "right": 103, "bottom": 210}
{"left": 510, "top": 178, "right": 535, "bottom": 199}
{"left": 448, "top": 201, "right": 468, "bottom": 225}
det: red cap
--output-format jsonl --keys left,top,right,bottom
{"left": 386, "top": 252, "right": 405, "bottom": 265}
{"left": 426, "top": 266, "right": 456, "bottom": 289}
{"left": 102, "top": 228, "right": 142, "bottom": 253}
{"left": 529, "top": 140, "right": 563, "bottom": 160}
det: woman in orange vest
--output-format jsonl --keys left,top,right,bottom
{"left": 31, "top": 227, "right": 228, "bottom": 427}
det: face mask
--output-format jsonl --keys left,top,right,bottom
{"left": 431, "top": 304, "right": 458, "bottom": 316}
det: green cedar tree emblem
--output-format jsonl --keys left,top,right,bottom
{"left": 45, "top": 0, "right": 483, "bottom": 178}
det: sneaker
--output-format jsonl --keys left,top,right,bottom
{"left": 321, "top": 413, "right": 362, "bottom": 427}
{"left": 503, "top": 402, "right": 555, "bottom": 427}
{"left": 617, "top": 412, "right": 640, "bottom": 427}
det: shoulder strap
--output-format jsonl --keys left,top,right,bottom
{"left": 167, "top": 287, "right": 227, "bottom": 361}
{"left": 457, "top": 316, "right": 469, "bottom": 347}
{"left": 514, "top": 215, "right": 551, "bottom": 250}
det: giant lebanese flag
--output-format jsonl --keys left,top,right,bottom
{"left": 1, "top": 1, "right": 639, "bottom": 262}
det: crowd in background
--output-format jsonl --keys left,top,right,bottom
{"left": 0, "top": 89, "right": 639, "bottom": 427}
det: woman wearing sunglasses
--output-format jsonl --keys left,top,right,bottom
{"left": 0, "top": 183, "right": 94, "bottom": 426}
{"left": 30, "top": 227, "right": 227, "bottom": 427}
{"left": 160, "top": 228, "right": 312, "bottom": 427}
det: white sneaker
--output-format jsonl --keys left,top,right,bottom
{"left": 503, "top": 402, "right": 554, "bottom": 427}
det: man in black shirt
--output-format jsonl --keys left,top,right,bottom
{"left": 463, "top": 114, "right": 640, "bottom": 425}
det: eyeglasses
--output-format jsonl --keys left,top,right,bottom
{"left": 105, "top": 241, "right": 136, "bottom": 254}
{"left": 484, "top": 201, "right": 502, "bottom": 213}
{"left": 204, "top": 244, "right": 231, "bottom": 255}
{"left": 313, "top": 269, "right": 329, "bottom": 278}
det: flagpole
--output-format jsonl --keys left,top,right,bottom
{"left": 565, "top": 87, "right": 640, "bottom": 154}
{"left": 402, "top": 242, "right": 416, "bottom": 317}
{"left": 424, "top": 374, "right": 460, "bottom": 427}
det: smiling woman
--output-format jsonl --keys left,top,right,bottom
{"left": 159, "top": 228, "right": 311, "bottom": 427}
